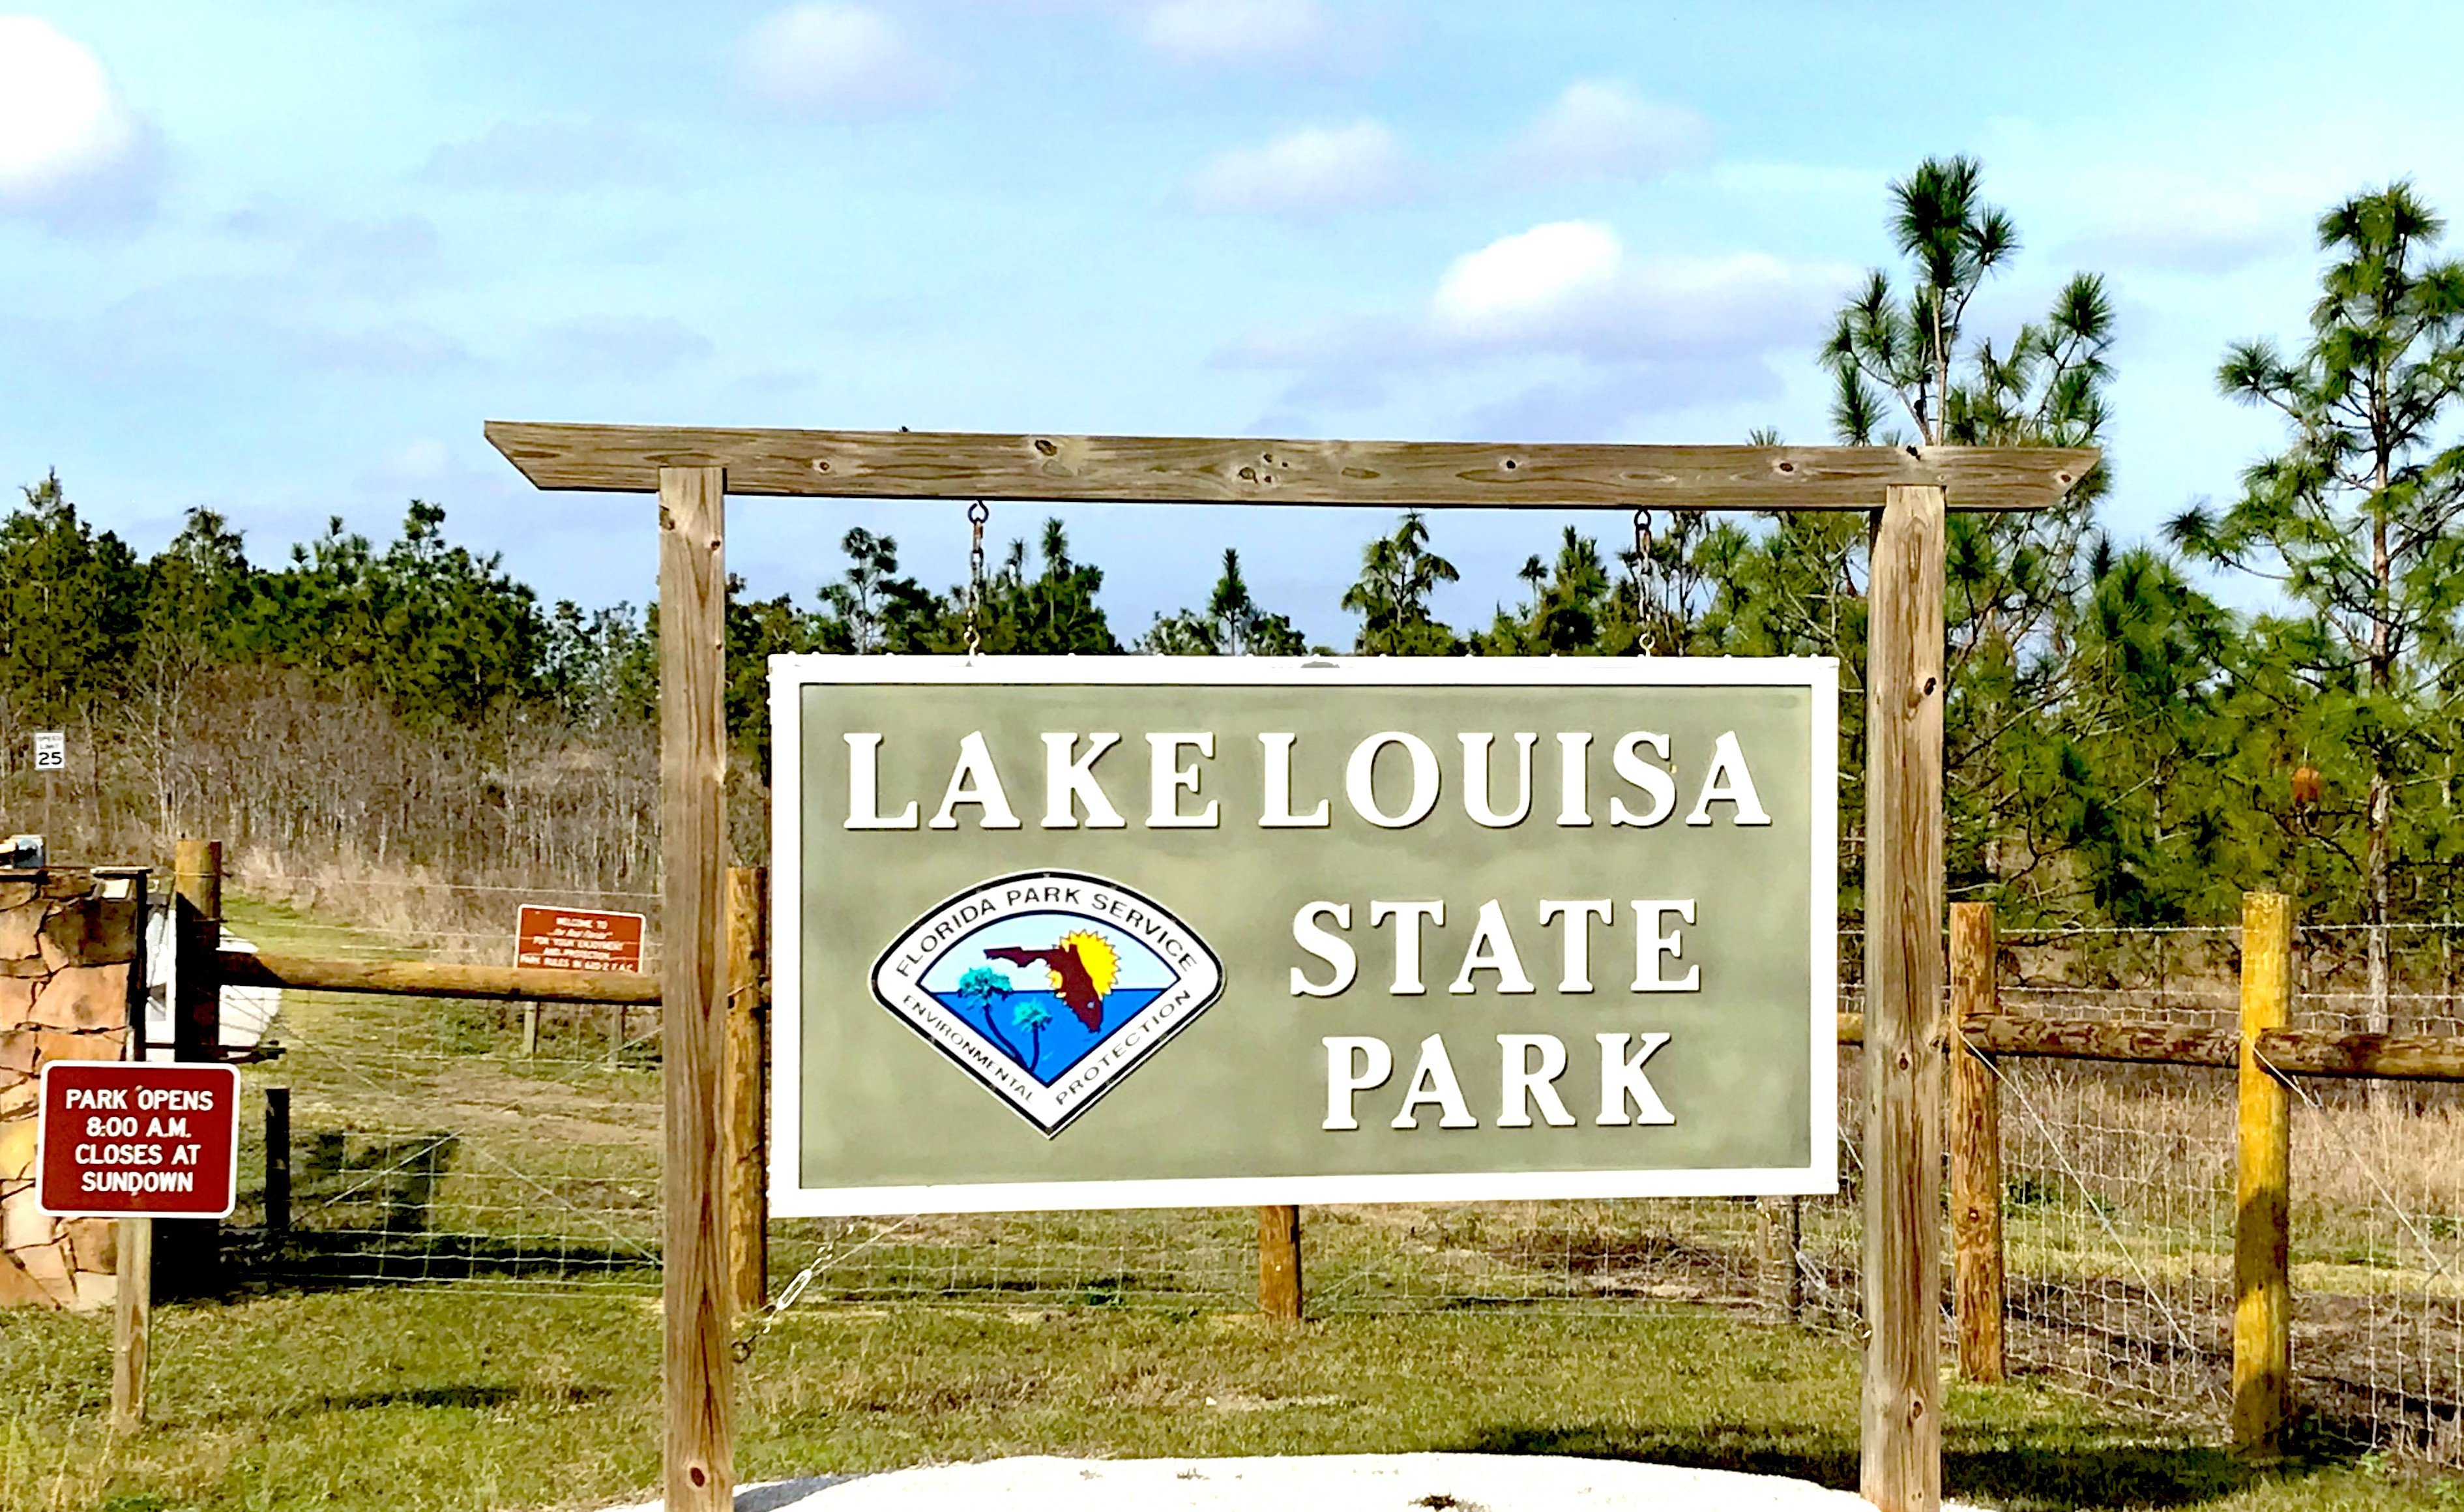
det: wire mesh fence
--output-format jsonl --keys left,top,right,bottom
{"left": 1989, "top": 927, "right": 2241, "bottom": 1423}
{"left": 213, "top": 885, "right": 2464, "bottom": 1464}
{"left": 2280, "top": 925, "right": 2464, "bottom": 1464}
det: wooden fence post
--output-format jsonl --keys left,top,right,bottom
{"left": 160, "top": 839, "right": 224, "bottom": 1297}
{"left": 1757, "top": 1196, "right": 1803, "bottom": 1322}
{"left": 726, "top": 866, "right": 769, "bottom": 1319}
{"left": 1861, "top": 484, "right": 1946, "bottom": 1512}
{"left": 1258, "top": 1204, "right": 1302, "bottom": 1322}
{"left": 1949, "top": 902, "right": 2005, "bottom": 1384}
{"left": 660, "top": 465, "right": 733, "bottom": 1512}
{"left": 2235, "top": 891, "right": 2293, "bottom": 1457}
{"left": 110, "top": 1216, "right": 150, "bottom": 1434}
{"left": 264, "top": 1087, "right": 291, "bottom": 1241}
{"left": 171, "top": 840, "right": 222, "bottom": 1065}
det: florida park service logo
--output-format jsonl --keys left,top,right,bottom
{"left": 870, "top": 870, "right": 1224, "bottom": 1134}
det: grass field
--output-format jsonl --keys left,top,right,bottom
{"left": 8, "top": 1286, "right": 2464, "bottom": 1512}
{"left": 18, "top": 893, "right": 2430, "bottom": 1509}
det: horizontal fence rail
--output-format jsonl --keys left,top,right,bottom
{"left": 237, "top": 960, "right": 2464, "bottom": 1083}
{"left": 219, "top": 949, "right": 662, "bottom": 1007}
{"left": 1837, "top": 1011, "right": 2464, "bottom": 1081}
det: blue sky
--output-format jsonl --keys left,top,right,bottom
{"left": 7, "top": 1, "right": 2463, "bottom": 644}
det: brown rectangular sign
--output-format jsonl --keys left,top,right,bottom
{"left": 37, "top": 1061, "right": 241, "bottom": 1219}
{"left": 516, "top": 905, "right": 647, "bottom": 973}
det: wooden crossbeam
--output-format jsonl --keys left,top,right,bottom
{"left": 485, "top": 422, "right": 2096, "bottom": 512}
{"left": 220, "top": 949, "right": 660, "bottom": 1006}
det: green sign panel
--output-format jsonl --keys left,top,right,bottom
{"left": 771, "top": 658, "right": 1837, "bottom": 1215}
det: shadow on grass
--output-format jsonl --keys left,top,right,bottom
{"left": 218, "top": 1227, "right": 659, "bottom": 1296}
{"left": 289, "top": 1384, "right": 524, "bottom": 1413}
{"left": 273, "top": 1381, "right": 615, "bottom": 1415}
{"left": 1453, "top": 1423, "right": 2349, "bottom": 1509}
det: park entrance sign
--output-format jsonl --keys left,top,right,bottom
{"left": 772, "top": 657, "right": 1837, "bottom": 1215}
{"left": 489, "top": 420, "right": 2094, "bottom": 1512}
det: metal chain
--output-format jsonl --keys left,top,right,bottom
{"left": 1630, "top": 507, "right": 1650, "bottom": 590}
{"left": 964, "top": 500, "right": 989, "bottom": 656}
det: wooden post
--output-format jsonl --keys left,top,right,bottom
{"left": 1949, "top": 902, "right": 2005, "bottom": 1384}
{"left": 726, "top": 866, "right": 770, "bottom": 1319}
{"left": 264, "top": 1087, "right": 291, "bottom": 1240}
{"left": 1860, "top": 484, "right": 1946, "bottom": 1512}
{"left": 171, "top": 840, "right": 222, "bottom": 1063}
{"left": 1785, "top": 1197, "right": 1804, "bottom": 1320}
{"left": 1258, "top": 1204, "right": 1302, "bottom": 1321}
{"left": 2235, "top": 891, "right": 2293, "bottom": 1457}
{"left": 1757, "top": 1196, "right": 1803, "bottom": 1322}
{"left": 659, "top": 465, "right": 733, "bottom": 1512}
{"left": 161, "top": 839, "right": 224, "bottom": 1297}
{"left": 611, "top": 1002, "right": 626, "bottom": 1067}
{"left": 521, "top": 1001, "right": 540, "bottom": 1058}
{"left": 110, "top": 1216, "right": 150, "bottom": 1434}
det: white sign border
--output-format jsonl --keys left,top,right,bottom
{"left": 35, "top": 1060, "right": 243, "bottom": 1220}
{"left": 869, "top": 867, "right": 1227, "bottom": 1136}
{"left": 770, "top": 654, "right": 1839, "bottom": 1217}
{"left": 514, "top": 903, "right": 650, "bottom": 972}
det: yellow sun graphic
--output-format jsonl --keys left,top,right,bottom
{"left": 1056, "top": 930, "right": 1119, "bottom": 1000}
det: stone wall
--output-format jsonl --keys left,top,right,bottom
{"left": 0, "top": 870, "right": 144, "bottom": 1310}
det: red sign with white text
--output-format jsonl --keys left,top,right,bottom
{"left": 516, "top": 906, "right": 647, "bottom": 974}
{"left": 37, "top": 1061, "right": 240, "bottom": 1219}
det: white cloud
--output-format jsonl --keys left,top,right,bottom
{"left": 1186, "top": 121, "right": 1416, "bottom": 218}
{"left": 1139, "top": 0, "right": 1330, "bottom": 62}
{"left": 1433, "top": 221, "right": 1621, "bottom": 329}
{"left": 1221, "top": 220, "right": 1849, "bottom": 434}
{"left": 1396, "top": 222, "right": 1843, "bottom": 364}
{"left": 1503, "top": 82, "right": 1707, "bottom": 184}
{"left": 740, "top": 3, "right": 945, "bottom": 118}
{"left": 0, "top": 18, "right": 160, "bottom": 230}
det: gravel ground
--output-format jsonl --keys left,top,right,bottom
{"left": 611, "top": 1454, "right": 1971, "bottom": 1511}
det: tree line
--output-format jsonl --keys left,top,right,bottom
{"left": 7, "top": 160, "right": 2463, "bottom": 975}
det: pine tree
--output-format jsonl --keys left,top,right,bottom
{"left": 815, "top": 529, "right": 935, "bottom": 653}
{"left": 1342, "top": 512, "right": 1460, "bottom": 655}
{"left": 1811, "top": 155, "right": 2119, "bottom": 912}
{"left": 1138, "top": 549, "right": 1308, "bottom": 655}
{"left": 2169, "top": 182, "right": 2464, "bottom": 1040}
{"left": 1477, "top": 527, "right": 1615, "bottom": 654}
{"left": 0, "top": 472, "right": 145, "bottom": 723}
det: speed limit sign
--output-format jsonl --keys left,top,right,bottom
{"left": 31, "top": 732, "right": 64, "bottom": 771}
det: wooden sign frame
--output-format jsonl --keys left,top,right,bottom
{"left": 488, "top": 421, "right": 2094, "bottom": 1512}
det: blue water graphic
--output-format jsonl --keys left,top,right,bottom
{"left": 931, "top": 987, "right": 1168, "bottom": 1085}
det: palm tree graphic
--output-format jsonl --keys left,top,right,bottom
{"left": 954, "top": 966, "right": 1025, "bottom": 1068}
{"left": 1010, "top": 994, "right": 1054, "bottom": 1075}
